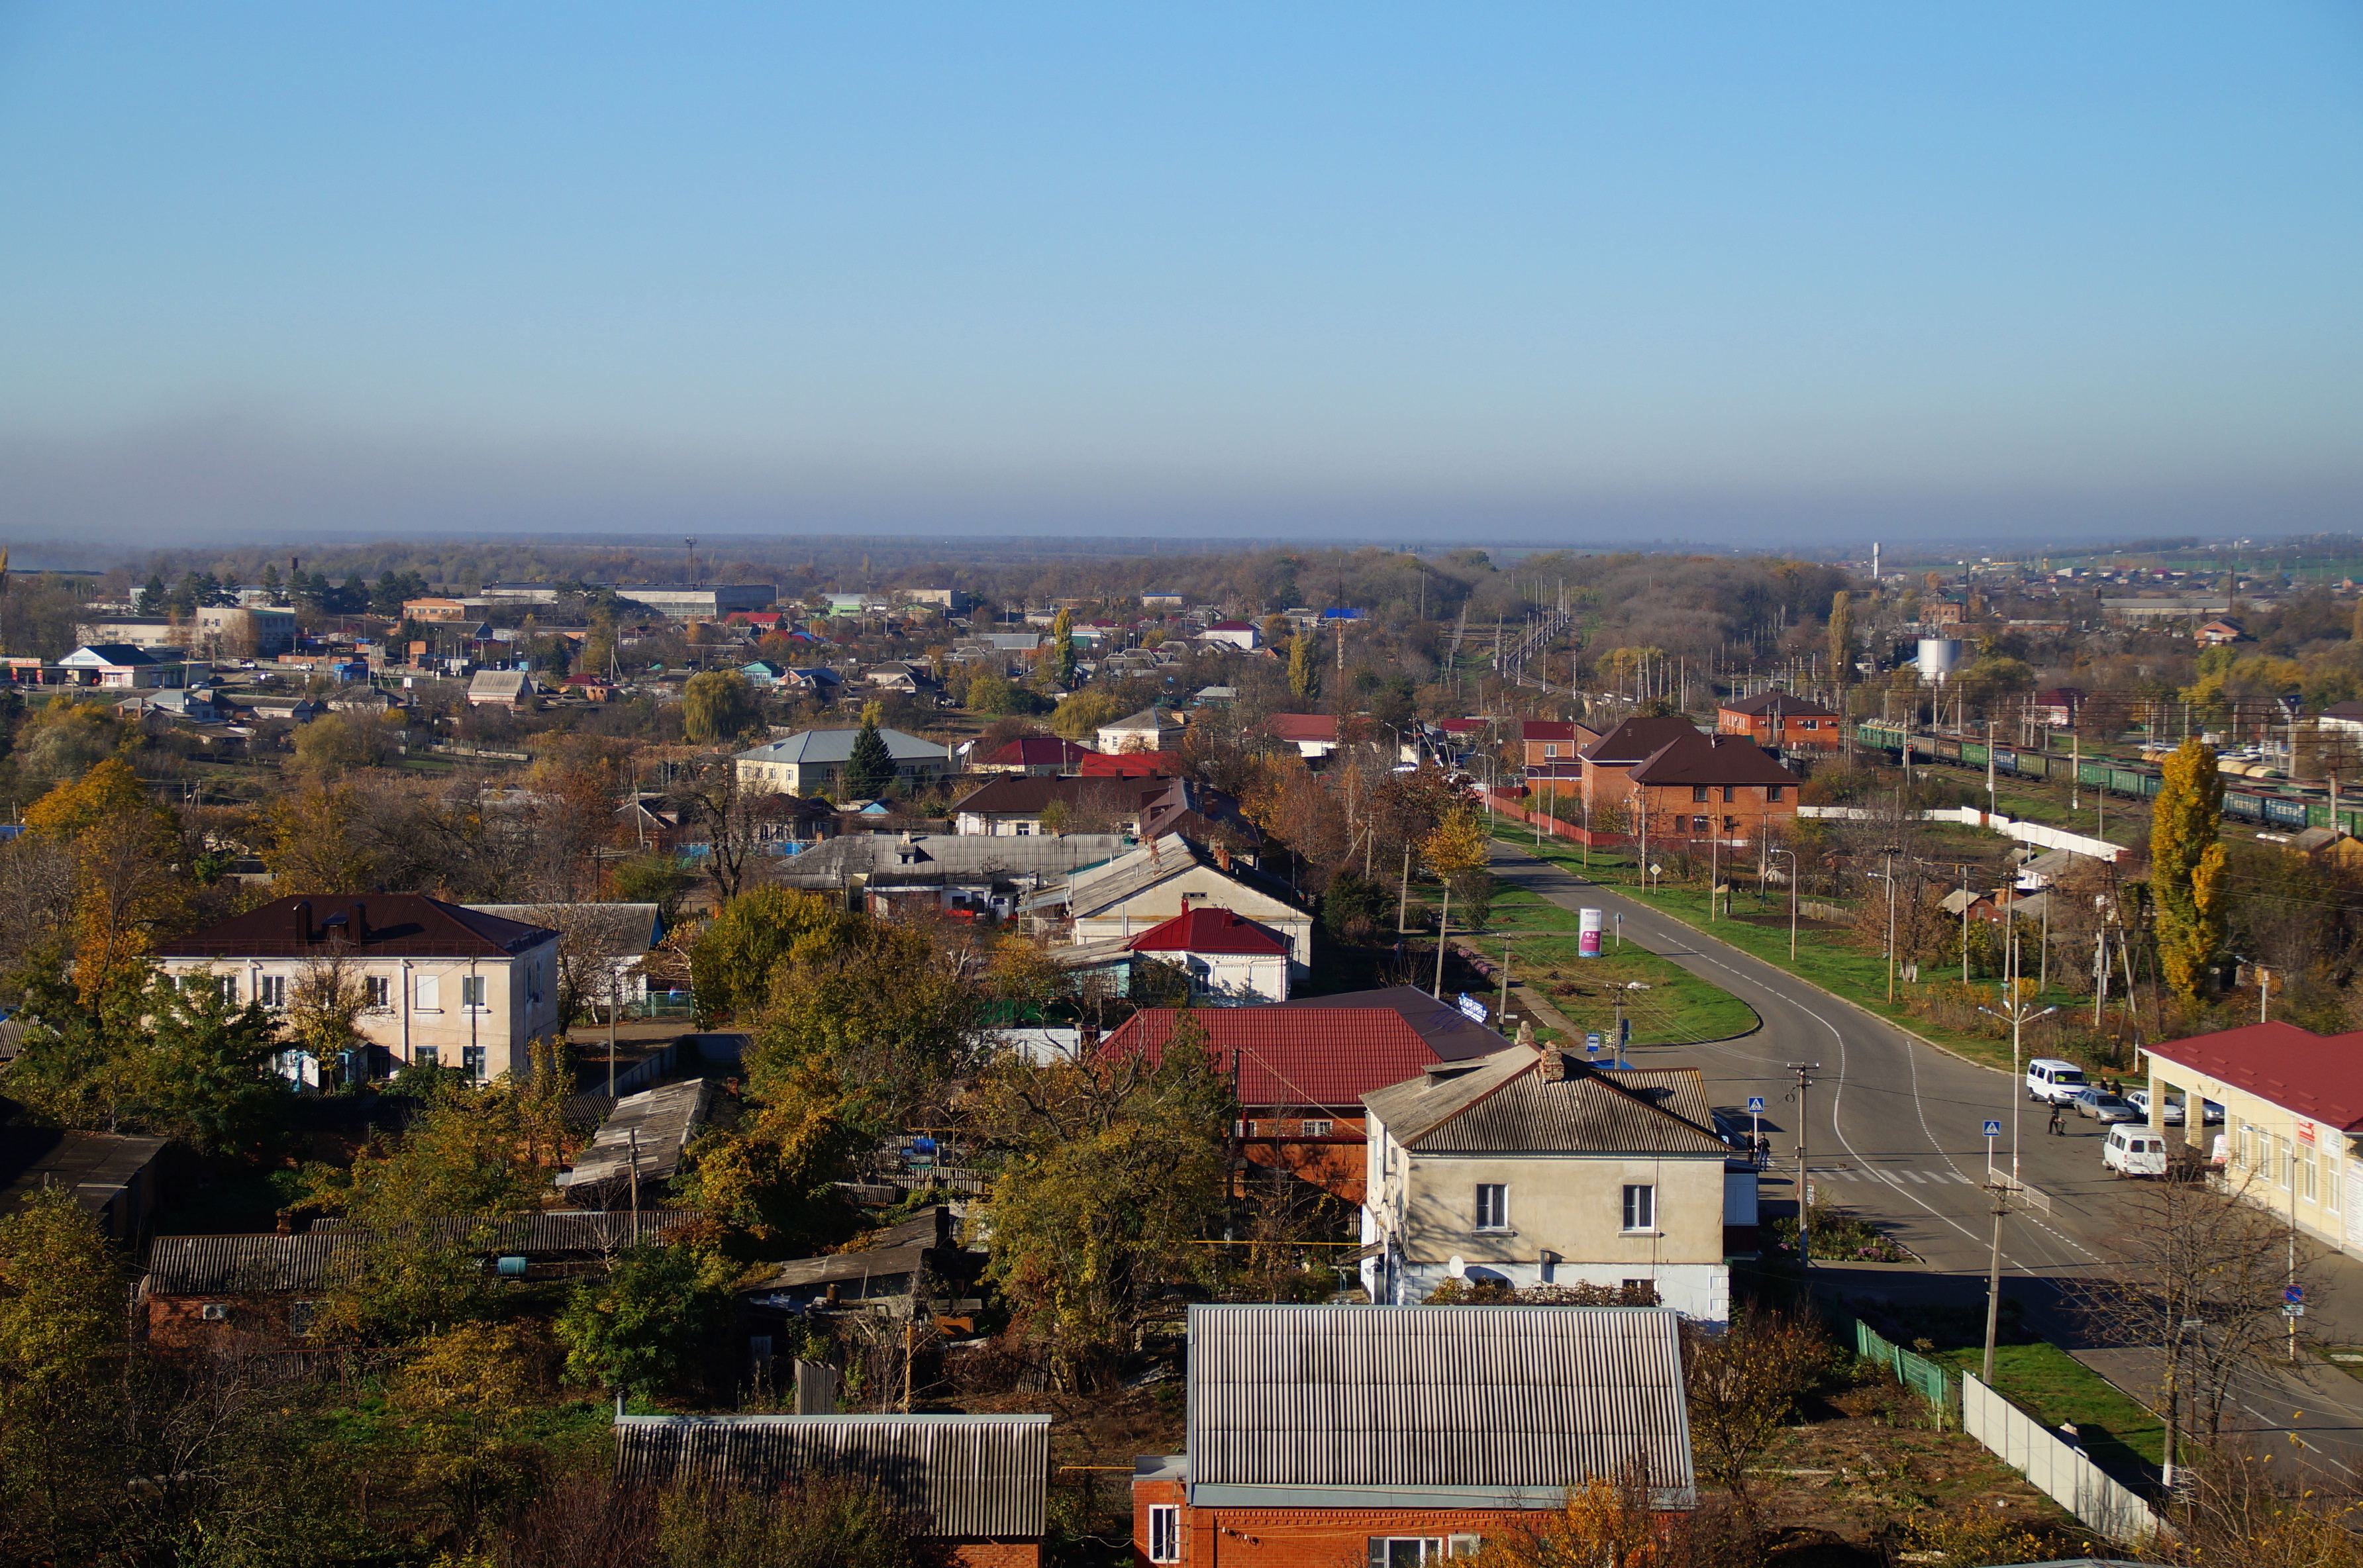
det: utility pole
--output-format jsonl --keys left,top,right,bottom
{"left": 1788, "top": 1062, "right": 1821, "bottom": 1268}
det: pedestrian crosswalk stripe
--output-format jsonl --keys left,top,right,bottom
{"left": 1900, "top": 1171, "right": 1927, "bottom": 1183}
{"left": 1950, "top": 1171, "right": 1974, "bottom": 1184}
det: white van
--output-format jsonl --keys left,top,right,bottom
{"left": 2103, "top": 1124, "right": 2170, "bottom": 1177}
{"left": 2026, "top": 1059, "right": 2089, "bottom": 1104}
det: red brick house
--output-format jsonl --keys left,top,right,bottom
{"left": 1100, "top": 997, "right": 1513, "bottom": 1203}
{"left": 1714, "top": 690, "right": 1842, "bottom": 751}
{"left": 1132, "top": 1304, "right": 1693, "bottom": 1566}
{"left": 1518, "top": 718, "right": 1601, "bottom": 768}
{"left": 1623, "top": 732, "right": 1801, "bottom": 851}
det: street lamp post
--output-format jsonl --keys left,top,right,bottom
{"left": 1769, "top": 847, "right": 1800, "bottom": 962}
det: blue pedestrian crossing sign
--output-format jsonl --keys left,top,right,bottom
{"left": 1984, "top": 1120, "right": 2003, "bottom": 1138}
{"left": 1747, "top": 1097, "right": 1766, "bottom": 1114}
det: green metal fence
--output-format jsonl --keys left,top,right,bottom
{"left": 1823, "top": 1306, "right": 1957, "bottom": 1428}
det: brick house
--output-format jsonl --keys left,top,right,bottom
{"left": 615, "top": 1412, "right": 1050, "bottom": 1567}
{"left": 1518, "top": 718, "right": 1601, "bottom": 769}
{"left": 1580, "top": 722, "right": 1800, "bottom": 849}
{"left": 153, "top": 895, "right": 562, "bottom": 1084}
{"left": 1099, "top": 1001, "right": 1514, "bottom": 1202}
{"left": 1132, "top": 1303, "right": 1693, "bottom": 1566}
{"left": 1714, "top": 690, "right": 1842, "bottom": 751}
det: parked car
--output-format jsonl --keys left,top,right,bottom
{"left": 2196, "top": 1098, "right": 2227, "bottom": 1125}
{"left": 2070, "top": 1087, "right": 2139, "bottom": 1122}
{"left": 2026, "top": 1058, "right": 2089, "bottom": 1104}
{"left": 2124, "top": 1089, "right": 2185, "bottom": 1126}
{"left": 2103, "top": 1124, "right": 2171, "bottom": 1177}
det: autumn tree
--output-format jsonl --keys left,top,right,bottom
{"left": 1048, "top": 688, "right": 1127, "bottom": 741}
{"left": 24, "top": 756, "right": 185, "bottom": 999}
{"left": 0, "top": 1187, "right": 124, "bottom": 1565}
{"left": 1287, "top": 629, "right": 1321, "bottom": 702}
{"left": 555, "top": 1242, "right": 735, "bottom": 1398}
{"left": 1050, "top": 607, "right": 1076, "bottom": 687}
{"left": 1681, "top": 1309, "right": 1831, "bottom": 1535}
{"left": 688, "top": 885, "right": 855, "bottom": 1022}
{"left": 1463, "top": 1473, "right": 1668, "bottom": 1568}
{"left": 682, "top": 669, "right": 760, "bottom": 745}
{"left": 2152, "top": 736, "right": 2227, "bottom": 1006}
{"left": 1826, "top": 589, "right": 1853, "bottom": 688}
{"left": 1421, "top": 802, "right": 1493, "bottom": 930}
{"left": 969, "top": 1020, "right": 1233, "bottom": 1389}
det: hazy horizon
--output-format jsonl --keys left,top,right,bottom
{"left": 4, "top": 4, "right": 2358, "bottom": 548}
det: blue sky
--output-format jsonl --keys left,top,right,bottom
{"left": 1, "top": 3, "right": 2358, "bottom": 546}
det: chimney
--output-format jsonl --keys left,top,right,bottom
{"left": 933, "top": 1204, "right": 954, "bottom": 1250}
{"left": 348, "top": 901, "right": 368, "bottom": 944}
{"left": 1550, "top": 1050, "right": 1584, "bottom": 1082}
{"left": 290, "top": 899, "right": 313, "bottom": 946}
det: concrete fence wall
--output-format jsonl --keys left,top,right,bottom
{"left": 1960, "top": 1373, "right": 2167, "bottom": 1545}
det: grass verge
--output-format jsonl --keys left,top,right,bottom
{"left": 1470, "top": 883, "right": 1759, "bottom": 1046}
{"left": 1927, "top": 1341, "right": 2166, "bottom": 1473}
{"left": 1503, "top": 836, "right": 2093, "bottom": 1076}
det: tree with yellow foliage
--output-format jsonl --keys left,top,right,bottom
{"left": 23, "top": 757, "right": 183, "bottom": 1001}
{"left": 2152, "top": 737, "right": 2227, "bottom": 1007}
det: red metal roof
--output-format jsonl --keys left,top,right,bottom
{"left": 2147, "top": 1022, "right": 2363, "bottom": 1132}
{"left": 974, "top": 736, "right": 1099, "bottom": 768}
{"left": 1519, "top": 720, "right": 1582, "bottom": 741}
{"left": 1125, "top": 906, "right": 1290, "bottom": 956}
{"left": 1265, "top": 713, "right": 1337, "bottom": 743}
{"left": 1627, "top": 733, "right": 1802, "bottom": 787}
{"left": 1102, "top": 1007, "right": 1486, "bottom": 1110}
{"left": 1074, "top": 751, "right": 1172, "bottom": 777}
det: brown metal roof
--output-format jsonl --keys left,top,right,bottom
{"left": 1186, "top": 1303, "right": 1693, "bottom": 1501}
{"left": 154, "top": 895, "right": 557, "bottom": 960}
{"left": 1627, "top": 733, "right": 1802, "bottom": 788}
{"left": 1581, "top": 716, "right": 1707, "bottom": 764}
{"left": 613, "top": 1414, "right": 1050, "bottom": 1538}
{"left": 1717, "top": 689, "right": 1840, "bottom": 719}
{"left": 1364, "top": 1049, "right": 1729, "bottom": 1155}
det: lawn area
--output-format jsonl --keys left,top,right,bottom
{"left": 1468, "top": 883, "right": 1759, "bottom": 1046}
{"left": 1927, "top": 1341, "right": 2166, "bottom": 1475}
{"left": 1505, "top": 836, "right": 2093, "bottom": 1076}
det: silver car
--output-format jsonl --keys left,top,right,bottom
{"left": 2124, "top": 1089, "right": 2185, "bottom": 1126}
{"left": 2070, "top": 1088, "right": 2139, "bottom": 1123}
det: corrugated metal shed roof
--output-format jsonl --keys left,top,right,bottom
{"left": 1187, "top": 1304, "right": 1693, "bottom": 1502}
{"left": 613, "top": 1414, "right": 1049, "bottom": 1538}
{"left": 145, "top": 1210, "right": 701, "bottom": 1293}
{"left": 558, "top": 1079, "right": 713, "bottom": 1188}
{"left": 1364, "top": 1050, "right": 1729, "bottom": 1155}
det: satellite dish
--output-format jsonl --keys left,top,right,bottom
{"left": 1446, "top": 1255, "right": 1466, "bottom": 1279}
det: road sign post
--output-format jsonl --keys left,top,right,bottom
{"left": 1984, "top": 1118, "right": 2002, "bottom": 1182}
{"left": 1748, "top": 1096, "right": 1766, "bottom": 1161}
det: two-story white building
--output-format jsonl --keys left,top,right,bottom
{"left": 154, "top": 895, "right": 563, "bottom": 1084}
{"left": 733, "top": 726, "right": 952, "bottom": 796}
{"left": 1360, "top": 1045, "right": 1751, "bottom": 1323}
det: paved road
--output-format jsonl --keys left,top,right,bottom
{"left": 1489, "top": 839, "right": 2363, "bottom": 1473}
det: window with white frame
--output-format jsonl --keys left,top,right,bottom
{"left": 1148, "top": 1504, "right": 1180, "bottom": 1563}
{"left": 1474, "top": 1183, "right": 1509, "bottom": 1231}
{"left": 1367, "top": 1539, "right": 1479, "bottom": 1565}
{"left": 461, "top": 975, "right": 488, "bottom": 1009}
{"left": 259, "top": 975, "right": 287, "bottom": 1009}
{"left": 1622, "top": 1184, "right": 1656, "bottom": 1232}
{"left": 1302, "top": 1118, "right": 1334, "bottom": 1138}
{"left": 2303, "top": 1146, "right": 2318, "bottom": 1203}
{"left": 415, "top": 973, "right": 441, "bottom": 1012}
{"left": 2278, "top": 1136, "right": 2295, "bottom": 1189}
{"left": 366, "top": 976, "right": 391, "bottom": 1010}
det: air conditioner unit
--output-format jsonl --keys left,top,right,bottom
{"left": 199, "top": 1303, "right": 230, "bottom": 1322}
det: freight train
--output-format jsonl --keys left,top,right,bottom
{"left": 1850, "top": 720, "right": 2361, "bottom": 834}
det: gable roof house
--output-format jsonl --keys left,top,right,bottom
{"left": 1, "top": 1126, "right": 173, "bottom": 1239}
{"left": 734, "top": 726, "right": 953, "bottom": 797}
{"left": 1025, "top": 838, "right": 1309, "bottom": 973}
{"left": 1264, "top": 712, "right": 1339, "bottom": 759}
{"left": 1098, "top": 1004, "right": 1511, "bottom": 1201}
{"left": 1132, "top": 1303, "right": 1694, "bottom": 1566}
{"left": 1575, "top": 715, "right": 1707, "bottom": 808}
{"left": 466, "top": 669, "right": 540, "bottom": 707}
{"left": 1518, "top": 718, "right": 1601, "bottom": 768}
{"left": 1123, "top": 904, "right": 1294, "bottom": 1004}
{"left": 772, "top": 832, "right": 1130, "bottom": 923}
{"left": 1361, "top": 1046, "right": 1747, "bottom": 1321}
{"left": 466, "top": 901, "right": 665, "bottom": 1006}
{"left": 1713, "top": 689, "right": 1843, "bottom": 751}
{"left": 950, "top": 775, "right": 1257, "bottom": 853}
{"left": 1095, "top": 705, "right": 1185, "bottom": 754}
{"left": 58, "top": 643, "right": 175, "bottom": 689}
{"left": 1620, "top": 732, "right": 1801, "bottom": 848}
{"left": 153, "top": 895, "right": 562, "bottom": 1085}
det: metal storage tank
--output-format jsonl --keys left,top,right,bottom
{"left": 1915, "top": 638, "right": 1966, "bottom": 681}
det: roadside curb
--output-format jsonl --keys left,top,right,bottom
{"left": 1490, "top": 838, "right": 2010, "bottom": 1079}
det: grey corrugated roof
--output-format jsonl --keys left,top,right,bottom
{"left": 560, "top": 1079, "right": 713, "bottom": 1188}
{"left": 1186, "top": 1304, "right": 1693, "bottom": 1502}
{"left": 772, "top": 832, "right": 1127, "bottom": 889}
{"left": 613, "top": 1414, "right": 1049, "bottom": 1538}
{"left": 466, "top": 903, "right": 662, "bottom": 959}
{"left": 1023, "top": 837, "right": 1295, "bottom": 918}
{"left": 735, "top": 727, "right": 950, "bottom": 766}
{"left": 1364, "top": 1050, "right": 1728, "bottom": 1155}
{"left": 144, "top": 1210, "right": 701, "bottom": 1294}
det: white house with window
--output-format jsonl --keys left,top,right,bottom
{"left": 154, "top": 894, "right": 562, "bottom": 1085}
{"left": 1359, "top": 1044, "right": 1750, "bottom": 1323}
